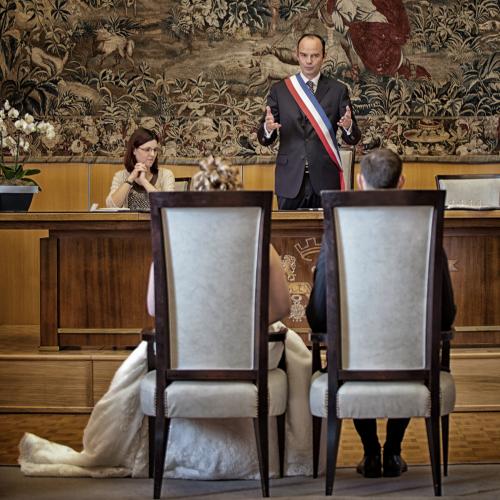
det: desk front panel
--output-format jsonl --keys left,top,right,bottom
{"left": 0, "top": 212, "right": 498, "bottom": 349}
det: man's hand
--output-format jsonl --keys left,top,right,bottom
{"left": 338, "top": 105, "right": 352, "bottom": 131}
{"left": 265, "top": 106, "right": 281, "bottom": 132}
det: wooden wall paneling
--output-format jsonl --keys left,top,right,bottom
{"left": 165, "top": 164, "right": 202, "bottom": 180}
{"left": 486, "top": 234, "right": 499, "bottom": 325}
{"left": 353, "top": 162, "right": 500, "bottom": 190}
{"left": 89, "top": 163, "right": 121, "bottom": 209}
{"left": 40, "top": 237, "right": 58, "bottom": 348}
{"left": 0, "top": 359, "right": 92, "bottom": 408}
{"left": 27, "top": 162, "right": 90, "bottom": 212}
{"left": 401, "top": 162, "right": 500, "bottom": 189}
{"left": 240, "top": 164, "right": 275, "bottom": 191}
{"left": 240, "top": 163, "right": 277, "bottom": 208}
{"left": 0, "top": 230, "right": 46, "bottom": 325}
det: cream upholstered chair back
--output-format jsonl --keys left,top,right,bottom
{"left": 334, "top": 204, "right": 433, "bottom": 370}
{"left": 436, "top": 174, "right": 500, "bottom": 209}
{"left": 160, "top": 205, "right": 261, "bottom": 369}
{"left": 322, "top": 190, "right": 444, "bottom": 374}
{"left": 339, "top": 146, "right": 355, "bottom": 190}
{"left": 150, "top": 191, "right": 272, "bottom": 372}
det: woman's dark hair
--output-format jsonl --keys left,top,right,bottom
{"left": 124, "top": 127, "right": 159, "bottom": 174}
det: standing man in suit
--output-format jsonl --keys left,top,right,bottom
{"left": 257, "top": 33, "right": 361, "bottom": 209}
{"left": 306, "top": 149, "right": 456, "bottom": 478}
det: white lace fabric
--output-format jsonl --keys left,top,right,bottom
{"left": 18, "top": 324, "right": 314, "bottom": 479}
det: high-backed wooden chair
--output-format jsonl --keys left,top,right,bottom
{"left": 436, "top": 174, "right": 500, "bottom": 209}
{"left": 339, "top": 146, "right": 355, "bottom": 190}
{"left": 309, "top": 190, "right": 456, "bottom": 496}
{"left": 140, "top": 191, "right": 287, "bottom": 498}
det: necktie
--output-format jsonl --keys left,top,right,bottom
{"left": 306, "top": 80, "right": 315, "bottom": 94}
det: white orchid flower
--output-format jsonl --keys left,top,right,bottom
{"left": 24, "top": 113, "right": 35, "bottom": 124}
{"left": 25, "top": 123, "right": 36, "bottom": 134}
{"left": 8, "top": 108, "right": 19, "bottom": 119}
{"left": 3, "top": 100, "right": 10, "bottom": 110}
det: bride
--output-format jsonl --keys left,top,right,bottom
{"left": 19, "top": 156, "right": 313, "bottom": 479}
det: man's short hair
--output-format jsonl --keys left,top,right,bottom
{"left": 297, "top": 33, "right": 326, "bottom": 56}
{"left": 360, "top": 149, "right": 402, "bottom": 189}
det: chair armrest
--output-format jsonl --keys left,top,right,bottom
{"left": 440, "top": 327, "right": 454, "bottom": 372}
{"left": 310, "top": 332, "right": 327, "bottom": 374}
{"left": 268, "top": 326, "right": 287, "bottom": 371}
{"left": 142, "top": 328, "right": 155, "bottom": 342}
{"left": 268, "top": 325, "right": 287, "bottom": 343}
{"left": 141, "top": 328, "right": 156, "bottom": 371}
{"left": 310, "top": 332, "right": 327, "bottom": 344}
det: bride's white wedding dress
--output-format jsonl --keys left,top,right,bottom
{"left": 18, "top": 324, "right": 313, "bottom": 479}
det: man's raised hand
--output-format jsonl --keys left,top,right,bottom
{"left": 265, "top": 106, "right": 281, "bottom": 131}
{"left": 338, "top": 105, "right": 352, "bottom": 131}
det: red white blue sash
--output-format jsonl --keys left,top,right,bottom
{"left": 285, "top": 73, "right": 345, "bottom": 190}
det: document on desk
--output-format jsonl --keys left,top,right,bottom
{"left": 445, "top": 204, "right": 499, "bottom": 211}
{"left": 90, "top": 203, "right": 130, "bottom": 212}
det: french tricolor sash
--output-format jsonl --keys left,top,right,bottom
{"left": 284, "top": 73, "right": 345, "bottom": 190}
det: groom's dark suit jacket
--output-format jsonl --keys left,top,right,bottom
{"left": 257, "top": 74, "right": 361, "bottom": 199}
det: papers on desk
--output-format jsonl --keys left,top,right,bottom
{"left": 90, "top": 203, "right": 130, "bottom": 212}
{"left": 445, "top": 203, "right": 499, "bottom": 211}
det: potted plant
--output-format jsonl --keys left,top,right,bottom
{"left": 0, "top": 100, "right": 55, "bottom": 211}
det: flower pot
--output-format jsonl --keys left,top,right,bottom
{"left": 0, "top": 185, "right": 38, "bottom": 211}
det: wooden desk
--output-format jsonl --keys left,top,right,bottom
{"left": 0, "top": 210, "right": 498, "bottom": 349}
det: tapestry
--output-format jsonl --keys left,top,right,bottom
{"left": 0, "top": 0, "right": 498, "bottom": 161}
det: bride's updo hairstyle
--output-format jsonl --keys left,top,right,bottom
{"left": 191, "top": 155, "right": 243, "bottom": 191}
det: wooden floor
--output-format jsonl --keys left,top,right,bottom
{"left": 1, "top": 325, "right": 499, "bottom": 467}
{"left": 2, "top": 411, "right": 500, "bottom": 466}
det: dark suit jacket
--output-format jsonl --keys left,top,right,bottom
{"left": 306, "top": 244, "right": 456, "bottom": 334}
{"left": 257, "top": 74, "right": 361, "bottom": 199}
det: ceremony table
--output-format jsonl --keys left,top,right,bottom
{"left": 0, "top": 210, "right": 498, "bottom": 349}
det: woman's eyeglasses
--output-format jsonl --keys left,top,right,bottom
{"left": 137, "top": 147, "right": 159, "bottom": 154}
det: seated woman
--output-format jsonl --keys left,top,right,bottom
{"left": 19, "top": 157, "right": 313, "bottom": 480}
{"left": 106, "top": 127, "right": 175, "bottom": 210}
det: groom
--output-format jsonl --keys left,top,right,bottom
{"left": 306, "top": 148, "right": 456, "bottom": 478}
